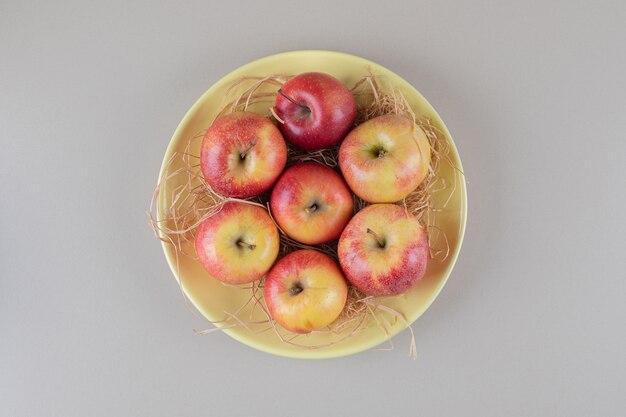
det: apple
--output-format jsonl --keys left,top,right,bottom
{"left": 337, "top": 204, "right": 429, "bottom": 296}
{"left": 201, "top": 111, "right": 287, "bottom": 198}
{"left": 264, "top": 249, "right": 348, "bottom": 333}
{"left": 273, "top": 72, "right": 357, "bottom": 151}
{"left": 270, "top": 162, "right": 353, "bottom": 245}
{"left": 195, "top": 201, "right": 279, "bottom": 285}
{"left": 339, "top": 114, "right": 431, "bottom": 203}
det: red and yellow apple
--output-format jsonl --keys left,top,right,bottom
{"left": 270, "top": 162, "right": 353, "bottom": 245}
{"left": 264, "top": 249, "right": 348, "bottom": 333}
{"left": 339, "top": 115, "right": 431, "bottom": 203}
{"left": 337, "top": 204, "right": 429, "bottom": 296}
{"left": 201, "top": 111, "right": 287, "bottom": 198}
{"left": 273, "top": 72, "right": 357, "bottom": 151}
{"left": 195, "top": 201, "right": 279, "bottom": 285}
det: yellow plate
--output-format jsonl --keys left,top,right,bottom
{"left": 157, "top": 50, "right": 467, "bottom": 359}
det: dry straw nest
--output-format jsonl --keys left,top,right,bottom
{"left": 149, "top": 71, "right": 458, "bottom": 358}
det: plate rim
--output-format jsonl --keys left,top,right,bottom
{"left": 157, "top": 49, "right": 468, "bottom": 359}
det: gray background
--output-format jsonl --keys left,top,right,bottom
{"left": 1, "top": 0, "right": 625, "bottom": 416}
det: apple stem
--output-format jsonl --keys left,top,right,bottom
{"left": 289, "top": 282, "right": 304, "bottom": 296}
{"left": 304, "top": 203, "right": 318, "bottom": 214}
{"left": 277, "top": 89, "right": 311, "bottom": 112}
{"left": 378, "top": 149, "right": 387, "bottom": 158}
{"left": 366, "top": 228, "right": 386, "bottom": 248}
{"left": 240, "top": 139, "right": 256, "bottom": 160}
{"left": 236, "top": 240, "right": 256, "bottom": 250}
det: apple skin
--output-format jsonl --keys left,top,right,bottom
{"left": 264, "top": 249, "right": 348, "bottom": 334}
{"left": 273, "top": 72, "right": 357, "bottom": 151}
{"left": 201, "top": 111, "right": 287, "bottom": 198}
{"left": 337, "top": 204, "right": 429, "bottom": 296}
{"left": 270, "top": 162, "right": 354, "bottom": 245}
{"left": 339, "top": 115, "right": 431, "bottom": 203}
{"left": 195, "top": 201, "right": 279, "bottom": 285}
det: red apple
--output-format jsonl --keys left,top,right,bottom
{"left": 195, "top": 201, "right": 279, "bottom": 285}
{"left": 264, "top": 249, "right": 348, "bottom": 333}
{"left": 337, "top": 204, "right": 429, "bottom": 296}
{"left": 273, "top": 72, "right": 357, "bottom": 151}
{"left": 201, "top": 111, "right": 287, "bottom": 198}
{"left": 270, "top": 162, "right": 353, "bottom": 245}
{"left": 339, "top": 115, "right": 431, "bottom": 203}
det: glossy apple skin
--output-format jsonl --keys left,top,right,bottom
{"left": 337, "top": 204, "right": 429, "bottom": 296}
{"left": 201, "top": 111, "right": 287, "bottom": 198}
{"left": 339, "top": 115, "right": 431, "bottom": 203}
{"left": 264, "top": 250, "right": 348, "bottom": 334}
{"left": 270, "top": 162, "right": 353, "bottom": 245}
{"left": 274, "top": 72, "right": 357, "bottom": 151}
{"left": 195, "top": 202, "right": 279, "bottom": 285}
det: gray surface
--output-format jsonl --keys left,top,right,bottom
{"left": 1, "top": 0, "right": 625, "bottom": 416}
